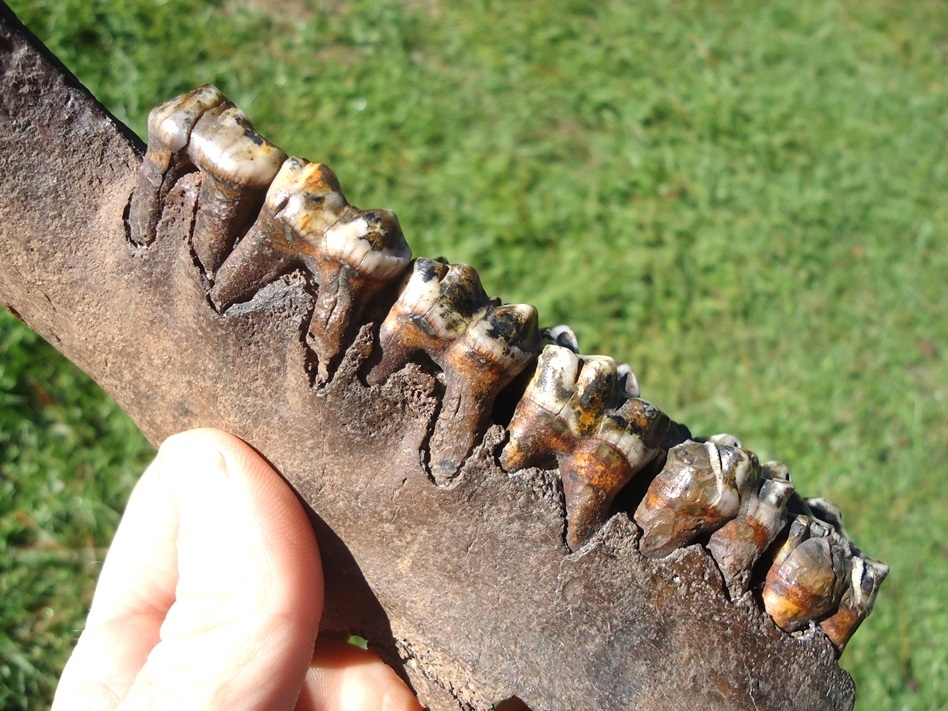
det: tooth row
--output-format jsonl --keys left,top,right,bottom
{"left": 131, "top": 86, "right": 887, "bottom": 654}
{"left": 367, "top": 258, "right": 540, "bottom": 483}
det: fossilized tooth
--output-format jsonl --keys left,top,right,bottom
{"left": 128, "top": 84, "right": 226, "bottom": 246}
{"left": 706, "top": 464, "right": 796, "bottom": 597}
{"left": 187, "top": 101, "right": 287, "bottom": 275}
{"left": 501, "top": 345, "right": 670, "bottom": 549}
{"left": 368, "top": 258, "right": 540, "bottom": 482}
{"left": 820, "top": 554, "right": 889, "bottom": 650}
{"left": 705, "top": 432, "right": 744, "bottom": 449}
{"left": 763, "top": 514, "right": 852, "bottom": 633}
{"left": 634, "top": 440, "right": 760, "bottom": 558}
{"left": 211, "top": 157, "right": 411, "bottom": 376}
{"left": 211, "top": 157, "right": 348, "bottom": 308}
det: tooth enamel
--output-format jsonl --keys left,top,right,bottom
{"left": 762, "top": 516, "right": 851, "bottom": 633}
{"left": 501, "top": 344, "right": 670, "bottom": 550}
{"left": 211, "top": 156, "right": 411, "bottom": 379}
{"left": 707, "top": 468, "right": 796, "bottom": 598}
{"left": 129, "top": 84, "right": 227, "bottom": 246}
{"left": 634, "top": 440, "right": 760, "bottom": 559}
{"left": 369, "top": 259, "right": 539, "bottom": 481}
{"left": 820, "top": 554, "right": 889, "bottom": 650}
{"left": 187, "top": 103, "right": 287, "bottom": 274}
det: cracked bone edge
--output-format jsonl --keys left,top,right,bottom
{"left": 501, "top": 345, "right": 669, "bottom": 549}
{"left": 762, "top": 516, "right": 852, "bottom": 633}
{"left": 129, "top": 84, "right": 226, "bottom": 246}
{"left": 706, "top": 465, "right": 796, "bottom": 597}
{"left": 633, "top": 440, "right": 760, "bottom": 559}
{"left": 369, "top": 259, "right": 539, "bottom": 481}
{"left": 187, "top": 102, "right": 287, "bottom": 275}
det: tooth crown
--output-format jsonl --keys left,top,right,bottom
{"left": 147, "top": 84, "right": 226, "bottom": 154}
{"left": 706, "top": 464, "right": 796, "bottom": 597}
{"left": 763, "top": 515, "right": 852, "bottom": 633}
{"left": 189, "top": 104, "right": 286, "bottom": 189}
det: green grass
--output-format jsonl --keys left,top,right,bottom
{"left": 2, "top": 0, "right": 946, "bottom": 708}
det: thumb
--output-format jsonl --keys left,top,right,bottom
{"left": 54, "top": 428, "right": 323, "bottom": 711}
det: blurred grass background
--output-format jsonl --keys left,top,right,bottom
{"left": 1, "top": 0, "right": 945, "bottom": 708}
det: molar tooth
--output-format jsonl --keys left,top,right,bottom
{"left": 369, "top": 259, "right": 540, "bottom": 482}
{"left": 707, "top": 466, "right": 796, "bottom": 597}
{"left": 211, "top": 158, "right": 346, "bottom": 309}
{"left": 634, "top": 440, "right": 760, "bottom": 559}
{"left": 307, "top": 207, "right": 411, "bottom": 380}
{"left": 820, "top": 554, "right": 889, "bottom": 650}
{"left": 212, "top": 157, "right": 411, "bottom": 377}
{"left": 129, "top": 84, "right": 226, "bottom": 246}
{"left": 762, "top": 516, "right": 851, "bottom": 633}
{"left": 187, "top": 102, "right": 287, "bottom": 275}
{"left": 502, "top": 345, "right": 670, "bottom": 550}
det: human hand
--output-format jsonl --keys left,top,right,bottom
{"left": 52, "top": 428, "right": 422, "bottom": 711}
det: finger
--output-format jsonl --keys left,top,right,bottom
{"left": 53, "top": 428, "right": 323, "bottom": 711}
{"left": 295, "top": 636, "right": 423, "bottom": 711}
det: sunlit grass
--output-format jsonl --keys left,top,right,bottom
{"left": 2, "top": 0, "right": 946, "bottom": 708}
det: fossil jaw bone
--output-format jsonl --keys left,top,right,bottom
{"left": 129, "top": 84, "right": 286, "bottom": 264}
{"left": 633, "top": 439, "right": 760, "bottom": 559}
{"left": 501, "top": 345, "right": 670, "bottom": 550}
{"left": 211, "top": 157, "right": 411, "bottom": 379}
{"left": 368, "top": 258, "right": 540, "bottom": 482}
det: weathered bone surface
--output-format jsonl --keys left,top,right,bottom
{"left": 1, "top": 6, "right": 881, "bottom": 709}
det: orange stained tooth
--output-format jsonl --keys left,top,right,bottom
{"left": 820, "top": 555, "right": 889, "bottom": 651}
{"left": 370, "top": 259, "right": 540, "bottom": 482}
{"left": 503, "top": 345, "right": 669, "bottom": 550}
{"left": 763, "top": 533, "right": 850, "bottom": 632}
{"left": 707, "top": 467, "right": 795, "bottom": 598}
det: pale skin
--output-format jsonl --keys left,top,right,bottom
{"left": 52, "top": 428, "right": 422, "bottom": 711}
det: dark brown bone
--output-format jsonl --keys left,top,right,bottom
{"left": 0, "top": 6, "right": 857, "bottom": 709}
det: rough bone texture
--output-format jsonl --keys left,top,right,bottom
{"left": 0, "top": 6, "right": 855, "bottom": 710}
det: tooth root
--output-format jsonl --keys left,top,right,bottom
{"left": 129, "top": 84, "right": 227, "bottom": 246}
{"left": 820, "top": 555, "right": 889, "bottom": 651}
{"left": 762, "top": 521, "right": 851, "bottom": 633}
{"left": 306, "top": 207, "right": 411, "bottom": 381}
{"left": 187, "top": 103, "right": 287, "bottom": 275}
{"left": 370, "top": 259, "right": 539, "bottom": 481}
{"left": 502, "top": 345, "right": 669, "bottom": 550}
{"left": 634, "top": 440, "right": 760, "bottom": 559}
{"left": 707, "top": 470, "right": 796, "bottom": 597}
